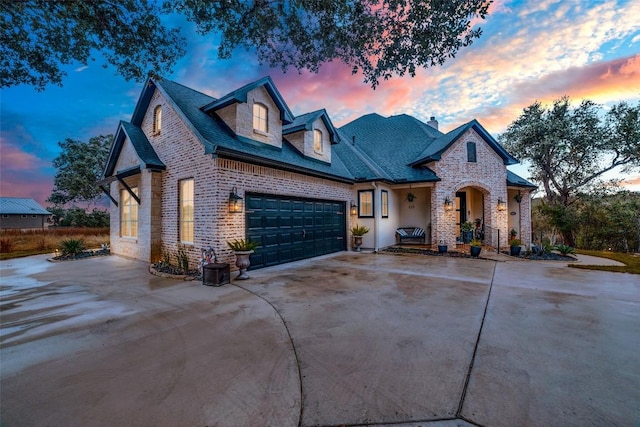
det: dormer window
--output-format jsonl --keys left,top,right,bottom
{"left": 467, "top": 141, "right": 477, "bottom": 162}
{"left": 253, "top": 103, "right": 268, "bottom": 133}
{"left": 153, "top": 105, "right": 162, "bottom": 134}
{"left": 313, "top": 129, "right": 323, "bottom": 153}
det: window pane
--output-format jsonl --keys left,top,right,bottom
{"left": 180, "top": 179, "right": 194, "bottom": 243}
{"left": 253, "top": 103, "right": 268, "bottom": 132}
{"left": 359, "top": 190, "right": 373, "bottom": 217}
{"left": 467, "top": 141, "right": 477, "bottom": 162}
{"left": 314, "top": 129, "right": 322, "bottom": 153}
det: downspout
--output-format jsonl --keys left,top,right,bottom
{"left": 371, "top": 182, "right": 379, "bottom": 253}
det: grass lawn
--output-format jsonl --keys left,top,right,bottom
{"left": 0, "top": 228, "right": 109, "bottom": 260}
{"left": 571, "top": 249, "right": 640, "bottom": 275}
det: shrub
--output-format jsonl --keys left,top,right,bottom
{"left": 176, "top": 244, "right": 189, "bottom": 272}
{"left": 60, "top": 239, "right": 85, "bottom": 256}
{"left": 0, "top": 238, "right": 14, "bottom": 253}
{"left": 510, "top": 239, "right": 522, "bottom": 247}
{"left": 350, "top": 225, "right": 370, "bottom": 236}
{"left": 555, "top": 244, "right": 575, "bottom": 255}
{"left": 227, "top": 239, "right": 259, "bottom": 252}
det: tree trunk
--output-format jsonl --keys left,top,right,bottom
{"left": 562, "top": 229, "right": 576, "bottom": 247}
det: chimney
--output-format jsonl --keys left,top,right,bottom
{"left": 427, "top": 116, "right": 438, "bottom": 130}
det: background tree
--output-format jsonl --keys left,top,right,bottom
{"left": 2, "top": 0, "right": 491, "bottom": 90}
{"left": 500, "top": 97, "right": 640, "bottom": 246}
{"left": 48, "top": 135, "right": 112, "bottom": 207}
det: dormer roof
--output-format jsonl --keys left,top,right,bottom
{"left": 283, "top": 109, "right": 341, "bottom": 144}
{"left": 102, "top": 121, "right": 166, "bottom": 178}
{"left": 201, "top": 76, "right": 295, "bottom": 124}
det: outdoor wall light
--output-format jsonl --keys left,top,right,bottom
{"left": 350, "top": 200, "right": 358, "bottom": 216}
{"left": 497, "top": 198, "right": 507, "bottom": 212}
{"left": 229, "top": 186, "right": 243, "bottom": 213}
{"left": 444, "top": 197, "right": 453, "bottom": 211}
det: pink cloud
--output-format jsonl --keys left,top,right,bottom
{"left": 0, "top": 138, "right": 54, "bottom": 206}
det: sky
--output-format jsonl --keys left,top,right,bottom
{"left": 1, "top": 0, "right": 639, "bottom": 207}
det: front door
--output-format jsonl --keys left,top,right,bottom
{"left": 456, "top": 191, "right": 467, "bottom": 241}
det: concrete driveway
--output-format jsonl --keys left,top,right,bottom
{"left": 1, "top": 252, "right": 638, "bottom": 426}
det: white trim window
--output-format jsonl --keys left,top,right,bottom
{"left": 121, "top": 188, "right": 138, "bottom": 238}
{"left": 313, "top": 129, "right": 323, "bottom": 153}
{"left": 180, "top": 178, "right": 194, "bottom": 244}
{"left": 253, "top": 103, "right": 268, "bottom": 133}
{"left": 153, "top": 105, "right": 162, "bottom": 134}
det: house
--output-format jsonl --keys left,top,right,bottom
{"left": 0, "top": 197, "right": 51, "bottom": 230}
{"left": 100, "top": 77, "right": 535, "bottom": 269}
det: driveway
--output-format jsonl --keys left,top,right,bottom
{"left": 1, "top": 252, "right": 638, "bottom": 426}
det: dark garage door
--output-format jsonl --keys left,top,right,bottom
{"left": 245, "top": 193, "right": 346, "bottom": 269}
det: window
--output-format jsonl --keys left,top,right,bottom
{"left": 381, "top": 190, "right": 388, "bottom": 218}
{"left": 153, "top": 105, "right": 162, "bottom": 134}
{"left": 1, "top": 215, "right": 7, "bottom": 218}
{"left": 467, "top": 141, "right": 477, "bottom": 162}
{"left": 121, "top": 188, "right": 138, "bottom": 238}
{"left": 180, "top": 179, "right": 194, "bottom": 244}
{"left": 253, "top": 103, "right": 268, "bottom": 133}
{"left": 313, "top": 129, "right": 323, "bottom": 153}
{"left": 358, "top": 190, "right": 374, "bottom": 217}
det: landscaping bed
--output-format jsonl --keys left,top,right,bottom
{"left": 49, "top": 247, "right": 111, "bottom": 262}
{"left": 383, "top": 246, "right": 484, "bottom": 259}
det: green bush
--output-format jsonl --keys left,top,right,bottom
{"left": 60, "top": 239, "right": 85, "bottom": 255}
{"left": 555, "top": 244, "right": 575, "bottom": 255}
{"left": 227, "top": 239, "right": 259, "bottom": 252}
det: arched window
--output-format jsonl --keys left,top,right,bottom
{"left": 467, "top": 141, "right": 477, "bottom": 162}
{"left": 313, "top": 129, "right": 323, "bottom": 153}
{"left": 153, "top": 105, "right": 162, "bottom": 134}
{"left": 253, "top": 103, "right": 268, "bottom": 133}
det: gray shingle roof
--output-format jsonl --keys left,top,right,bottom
{"left": 337, "top": 113, "right": 440, "bottom": 182}
{"left": 103, "top": 121, "right": 165, "bottom": 178}
{"left": 283, "top": 109, "right": 340, "bottom": 144}
{"left": 410, "top": 119, "right": 518, "bottom": 166}
{"left": 0, "top": 197, "right": 50, "bottom": 215}
{"left": 154, "top": 79, "right": 356, "bottom": 182}
{"left": 201, "top": 76, "right": 295, "bottom": 124}
{"left": 507, "top": 170, "right": 537, "bottom": 188}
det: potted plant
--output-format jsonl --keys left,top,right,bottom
{"left": 509, "top": 228, "right": 518, "bottom": 241}
{"left": 461, "top": 221, "right": 474, "bottom": 243}
{"left": 227, "top": 238, "right": 259, "bottom": 279}
{"left": 509, "top": 239, "right": 522, "bottom": 257}
{"left": 437, "top": 239, "right": 447, "bottom": 254}
{"left": 350, "top": 224, "right": 370, "bottom": 252}
{"left": 469, "top": 239, "right": 482, "bottom": 257}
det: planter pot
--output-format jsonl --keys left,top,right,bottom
{"left": 510, "top": 245, "right": 522, "bottom": 257}
{"left": 234, "top": 250, "right": 254, "bottom": 280}
{"left": 438, "top": 245, "right": 448, "bottom": 254}
{"left": 462, "top": 231, "right": 473, "bottom": 244}
{"left": 470, "top": 246, "right": 482, "bottom": 258}
{"left": 353, "top": 235, "right": 364, "bottom": 252}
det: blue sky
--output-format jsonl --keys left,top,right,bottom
{"left": 1, "top": 0, "right": 639, "bottom": 206}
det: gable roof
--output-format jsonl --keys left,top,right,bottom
{"left": 507, "top": 170, "right": 537, "bottom": 188}
{"left": 338, "top": 113, "right": 441, "bottom": 183}
{"left": 283, "top": 109, "right": 341, "bottom": 144}
{"left": 151, "top": 79, "right": 356, "bottom": 182}
{"left": 0, "top": 197, "right": 50, "bottom": 215}
{"left": 102, "top": 121, "right": 166, "bottom": 178}
{"left": 409, "top": 119, "right": 518, "bottom": 166}
{"left": 201, "top": 76, "right": 295, "bottom": 124}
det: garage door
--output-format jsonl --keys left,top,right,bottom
{"left": 245, "top": 193, "right": 346, "bottom": 269}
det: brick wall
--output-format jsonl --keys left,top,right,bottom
{"left": 110, "top": 86, "right": 353, "bottom": 269}
{"left": 430, "top": 128, "right": 511, "bottom": 249}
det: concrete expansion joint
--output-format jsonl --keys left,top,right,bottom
{"left": 455, "top": 261, "right": 497, "bottom": 424}
{"left": 230, "top": 282, "right": 305, "bottom": 427}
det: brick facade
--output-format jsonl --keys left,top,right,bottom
{"left": 106, "top": 79, "right": 532, "bottom": 267}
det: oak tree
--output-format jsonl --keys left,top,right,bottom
{"left": 1, "top": 0, "right": 491, "bottom": 90}
{"left": 500, "top": 97, "right": 640, "bottom": 246}
{"left": 48, "top": 135, "right": 113, "bottom": 206}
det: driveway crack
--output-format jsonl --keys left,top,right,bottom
{"left": 232, "top": 283, "right": 305, "bottom": 427}
{"left": 456, "top": 260, "right": 497, "bottom": 423}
